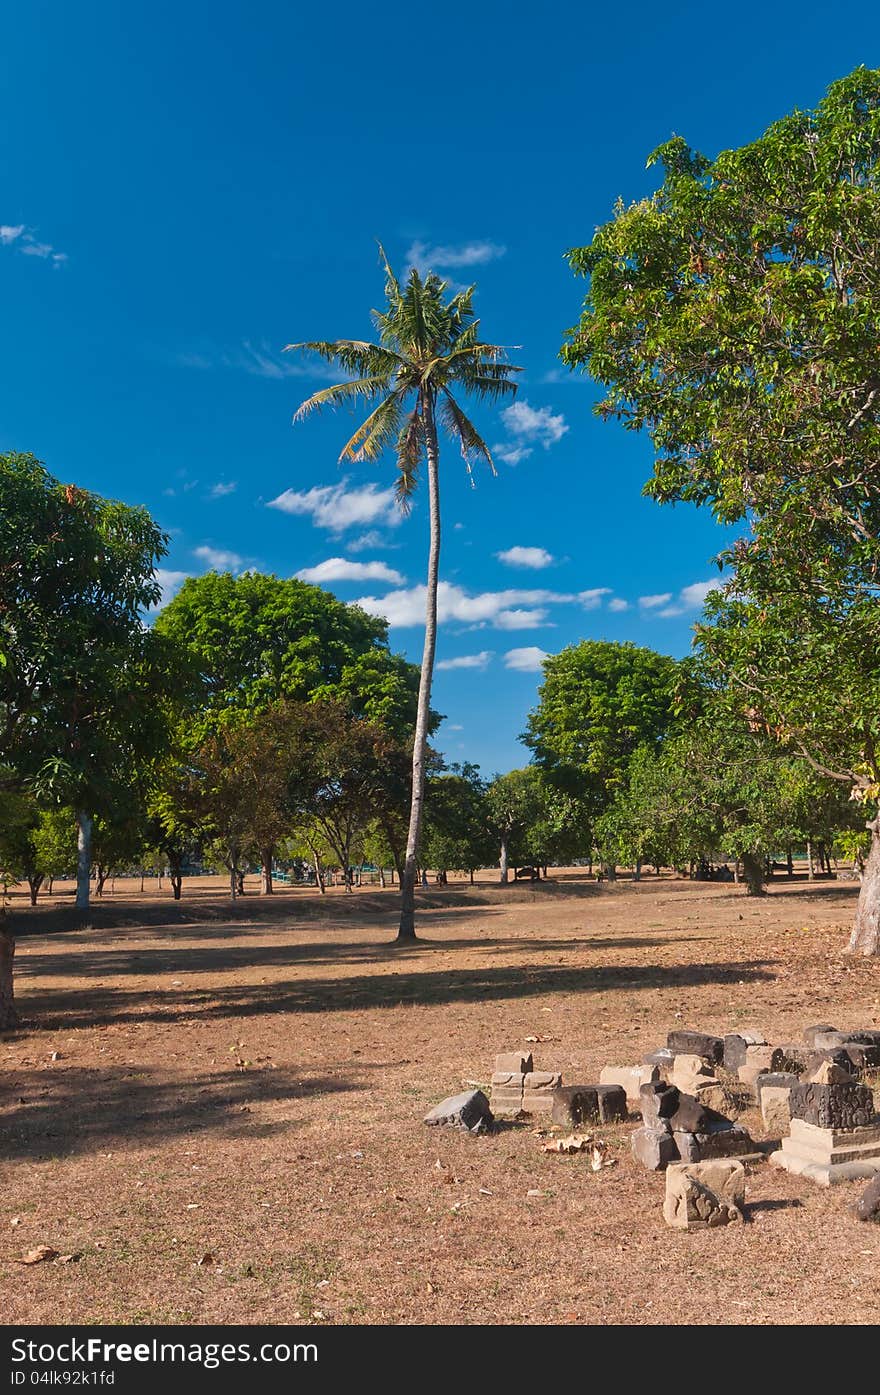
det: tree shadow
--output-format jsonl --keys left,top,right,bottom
{"left": 0, "top": 1063, "right": 363, "bottom": 1162}
{"left": 16, "top": 959, "right": 776, "bottom": 1032}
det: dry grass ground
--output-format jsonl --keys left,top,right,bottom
{"left": 2, "top": 870, "right": 879, "bottom": 1326}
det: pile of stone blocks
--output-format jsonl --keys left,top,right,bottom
{"left": 599, "top": 1062, "right": 663, "bottom": 1106}
{"left": 663, "top": 1160, "right": 745, "bottom": 1231}
{"left": 770, "top": 1075, "right": 880, "bottom": 1185}
{"left": 489, "top": 1052, "right": 561, "bottom": 1118}
{"left": 768, "top": 1024, "right": 880, "bottom": 1080}
{"left": 632, "top": 1081, "right": 761, "bottom": 1171}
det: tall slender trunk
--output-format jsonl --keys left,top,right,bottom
{"left": 499, "top": 836, "right": 509, "bottom": 884}
{"left": 260, "top": 848, "right": 274, "bottom": 895}
{"left": 848, "top": 817, "right": 880, "bottom": 955}
{"left": 806, "top": 840, "right": 815, "bottom": 880}
{"left": 398, "top": 391, "right": 440, "bottom": 943}
{"left": 312, "top": 850, "right": 325, "bottom": 894}
{"left": 76, "top": 811, "right": 92, "bottom": 911}
{"left": 0, "top": 908, "right": 16, "bottom": 1029}
{"left": 28, "top": 875, "right": 43, "bottom": 907}
{"left": 786, "top": 846, "right": 793, "bottom": 878}
{"left": 378, "top": 867, "right": 386, "bottom": 889}
{"left": 741, "top": 850, "right": 766, "bottom": 896}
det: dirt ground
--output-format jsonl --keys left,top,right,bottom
{"left": 2, "top": 870, "right": 879, "bottom": 1326}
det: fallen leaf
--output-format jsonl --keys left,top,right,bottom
{"left": 55, "top": 1254, "right": 80, "bottom": 1264}
{"left": 197, "top": 1253, "right": 214, "bottom": 1266}
{"left": 10, "top": 1217, "right": 20, "bottom": 1227}
{"left": 526, "top": 1188, "right": 548, "bottom": 1198}
{"left": 542, "top": 1133, "right": 594, "bottom": 1155}
{"left": 524, "top": 1033, "right": 560, "bottom": 1043}
{"left": 18, "top": 1246, "right": 59, "bottom": 1265}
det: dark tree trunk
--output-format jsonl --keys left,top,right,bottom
{"left": 171, "top": 875, "right": 182, "bottom": 900}
{"left": 848, "top": 818, "right": 880, "bottom": 955}
{"left": 786, "top": 846, "right": 794, "bottom": 878}
{"left": 95, "top": 866, "right": 109, "bottom": 897}
{"left": 260, "top": 848, "right": 274, "bottom": 895}
{"left": 603, "top": 862, "right": 617, "bottom": 882}
{"left": 236, "top": 870, "right": 245, "bottom": 896}
{"left": 741, "top": 850, "right": 766, "bottom": 896}
{"left": 27, "top": 875, "right": 43, "bottom": 907}
{"left": 469, "top": 868, "right": 474, "bottom": 885}
{"left": 398, "top": 392, "right": 440, "bottom": 943}
{"left": 0, "top": 913, "right": 16, "bottom": 1029}
{"left": 76, "top": 811, "right": 92, "bottom": 911}
{"left": 312, "top": 850, "right": 325, "bottom": 894}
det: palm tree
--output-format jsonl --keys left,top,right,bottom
{"left": 288, "top": 249, "right": 521, "bottom": 940}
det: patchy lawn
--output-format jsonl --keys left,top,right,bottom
{"left": 2, "top": 872, "right": 878, "bottom": 1325}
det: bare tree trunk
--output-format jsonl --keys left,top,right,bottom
{"left": 171, "top": 875, "right": 182, "bottom": 900}
{"left": 0, "top": 909, "right": 16, "bottom": 1029}
{"left": 75, "top": 811, "right": 92, "bottom": 911}
{"left": 260, "top": 848, "right": 274, "bottom": 895}
{"left": 378, "top": 867, "right": 386, "bottom": 888}
{"left": 848, "top": 818, "right": 880, "bottom": 955}
{"left": 741, "top": 850, "right": 766, "bottom": 896}
{"left": 398, "top": 391, "right": 440, "bottom": 943}
{"left": 806, "top": 840, "right": 815, "bottom": 881}
{"left": 312, "top": 850, "right": 325, "bottom": 894}
{"left": 499, "top": 836, "right": 509, "bottom": 884}
{"left": 28, "top": 876, "right": 43, "bottom": 906}
{"left": 786, "top": 846, "right": 794, "bottom": 878}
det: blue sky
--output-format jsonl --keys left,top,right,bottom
{"left": 2, "top": 4, "right": 876, "bottom": 773}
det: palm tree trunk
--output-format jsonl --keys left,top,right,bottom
{"left": 398, "top": 392, "right": 440, "bottom": 941}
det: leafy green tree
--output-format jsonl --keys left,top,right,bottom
{"left": 485, "top": 767, "right": 546, "bottom": 883}
{"left": 30, "top": 807, "right": 77, "bottom": 894}
{"left": 290, "top": 249, "right": 521, "bottom": 940}
{"left": 154, "top": 570, "right": 421, "bottom": 741}
{"left": 0, "top": 452, "right": 169, "bottom": 1023}
{"left": 561, "top": 68, "right": 880, "bottom": 950}
{"left": 423, "top": 764, "right": 495, "bottom": 884}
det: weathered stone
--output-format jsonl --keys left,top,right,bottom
{"left": 772, "top": 1118, "right": 880, "bottom": 1185}
{"left": 424, "top": 1089, "right": 493, "bottom": 1132}
{"left": 807, "top": 1060, "right": 852, "bottom": 1086}
{"left": 760, "top": 1086, "right": 794, "bottom": 1134}
{"left": 689, "top": 1077, "right": 741, "bottom": 1116}
{"left": 663, "top": 1160, "right": 745, "bottom": 1230}
{"left": 802, "top": 1024, "right": 839, "bottom": 1048}
{"left": 490, "top": 1071, "right": 524, "bottom": 1116}
{"left": 691, "top": 1123, "right": 759, "bottom": 1160}
{"left": 737, "top": 1044, "right": 776, "bottom": 1087}
{"left": 756, "top": 1071, "right": 800, "bottom": 1093}
{"left": 639, "top": 1081, "right": 680, "bottom": 1127}
{"left": 521, "top": 1095, "right": 557, "bottom": 1114}
{"left": 642, "top": 1048, "right": 676, "bottom": 1069}
{"left": 669, "top": 1054, "right": 715, "bottom": 1093}
{"left": 551, "top": 1086, "right": 598, "bottom": 1128}
{"left": 841, "top": 1040, "right": 880, "bottom": 1071}
{"left": 597, "top": 1084, "right": 628, "bottom": 1122}
{"left": 524, "top": 1071, "right": 561, "bottom": 1091}
{"left": 723, "top": 1035, "right": 749, "bottom": 1073}
{"left": 788, "top": 1081, "right": 876, "bottom": 1131}
{"left": 805, "top": 1048, "right": 855, "bottom": 1078}
{"left": 737, "top": 1025, "right": 768, "bottom": 1045}
{"left": 494, "top": 1051, "right": 532, "bottom": 1075}
{"left": 632, "top": 1125, "right": 679, "bottom": 1171}
{"left": 809, "top": 1030, "right": 850, "bottom": 1052}
{"left": 668, "top": 1092, "right": 724, "bottom": 1134}
{"left": 771, "top": 1044, "right": 810, "bottom": 1075}
{"left": 855, "top": 1173, "right": 880, "bottom": 1222}
{"left": 666, "top": 1030, "right": 724, "bottom": 1064}
{"left": 672, "top": 1131, "right": 700, "bottom": 1162}
{"left": 600, "top": 1064, "right": 661, "bottom": 1103}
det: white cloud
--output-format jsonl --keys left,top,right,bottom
{"left": 151, "top": 569, "right": 190, "bottom": 611}
{"left": 268, "top": 480, "right": 401, "bottom": 534}
{"left": 579, "top": 588, "right": 612, "bottom": 610}
{"left": 492, "top": 443, "right": 533, "bottom": 467}
{"left": 194, "top": 545, "right": 245, "bottom": 571}
{"left": 647, "top": 579, "right": 720, "bottom": 619}
{"left": 295, "top": 557, "right": 405, "bottom": 585}
{"left": 436, "top": 651, "right": 493, "bottom": 671}
{"left": 405, "top": 239, "right": 506, "bottom": 274}
{"left": 504, "top": 646, "right": 550, "bottom": 672}
{"left": 496, "top": 545, "right": 555, "bottom": 570}
{"left": 500, "top": 400, "right": 568, "bottom": 449}
{"left": 209, "top": 481, "right": 237, "bottom": 498}
{"left": 493, "top": 608, "right": 548, "bottom": 629}
{"left": 177, "top": 340, "right": 345, "bottom": 382}
{"left": 608, "top": 597, "right": 630, "bottom": 613}
{"left": 1, "top": 224, "right": 67, "bottom": 265}
{"left": 447, "top": 723, "right": 464, "bottom": 731}
{"left": 639, "top": 592, "right": 673, "bottom": 609}
{"left": 347, "top": 530, "right": 388, "bottom": 553}
{"left": 357, "top": 581, "right": 587, "bottom": 629}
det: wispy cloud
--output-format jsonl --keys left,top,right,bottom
{"left": 608, "top": 597, "right": 629, "bottom": 613}
{"left": 1, "top": 222, "right": 67, "bottom": 266}
{"left": 504, "top": 646, "right": 549, "bottom": 673}
{"left": 654, "top": 579, "right": 719, "bottom": 619}
{"left": 639, "top": 592, "right": 673, "bottom": 609}
{"left": 176, "top": 340, "right": 344, "bottom": 382}
{"left": 268, "top": 480, "right": 402, "bottom": 534}
{"left": 501, "top": 400, "right": 568, "bottom": 449}
{"left": 405, "top": 239, "right": 506, "bottom": 275}
{"left": 346, "top": 529, "right": 397, "bottom": 553}
{"left": 208, "top": 481, "right": 237, "bottom": 498}
{"left": 355, "top": 581, "right": 608, "bottom": 629}
{"left": 492, "top": 443, "right": 533, "bottom": 467}
{"left": 496, "top": 545, "right": 555, "bottom": 570}
{"left": 194, "top": 545, "right": 245, "bottom": 571}
{"left": 578, "top": 588, "right": 611, "bottom": 610}
{"left": 295, "top": 557, "right": 405, "bottom": 586}
{"left": 436, "top": 651, "right": 493, "bottom": 672}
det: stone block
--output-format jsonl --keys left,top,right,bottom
{"left": 597, "top": 1084, "right": 628, "bottom": 1122}
{"left": 551, "top": 1086, "right": 598, "bottom": 1128}
{"left": 855, "top": 1173, "right": 880, "bottom": 1223}
{"left": 639, "top": 1081, "right": 679, "bottom": 1127}
{"left": 807, "top": 1060, "right": 852, "bottom": 1086}
{"left": 643, "top": 1048, "right": 676, "bottom": 1069}
{"left": 737, "top": 1044, "right": 776, "bottom": 1087}
{"left": 669, "top": 1055, "right": 715, "bottom": 1092}
{"left": 494, "top": 1051, "right": 532, "bottom": 1074}
{"left": 668, "top": 1092, "right": 723, "bottom": 1135}
{"left": 802, "top": 1024, "right": 839, "bottom": 1048}
{"left": 599, "top": 1064, "right": 661, "bottom": 1103}
{"left": 788, "top": 1081, "right": 876, "bottom": 1131}
{"left": 632, "top": 1125, "right": 679, "bottom": 1171}
{"left": 523, "top": 1071, "right": 561, "bottom": 1091}
{"left": 842, "top": 1040, "right": 880, "bottom": 1071}
{"left": 723, "top": 1035, "right": 749, "bottom": 1073}
{"left": 663, "top": 1160, "right": 745, "bottom": 1230}
{"left": 689, "top": 1077, "right": 741, "bottom": 1116}
{"left": 771, "top": 1044, "right": 810, "bottom": 1075}
{"left": 772, "top": 1119, "right": 880, "bottom": 1185}
{"left": 805, "top": 1048, "right": 855, "bottom": 1078}
{"left": 760, "top": 1085, "right": 793, "bottom": 1134}
{"left": 666, "top": 1030, "right": 724, "bottom": 1064}
{"left": 809, "top": 1030, "right": 850, "bottom": 1052}
{"left": 424, "top": 1089, "right": 494, "bottom": 1133}
{"left": 691, "top": 1123, "right": 759, "bottom": 1160}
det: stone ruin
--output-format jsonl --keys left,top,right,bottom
{"left": 771, "top": 1074, "right": 880, "bottom": 1185}
{"left": 632, "top": 1080, "right": 761, "bottom": 1170}
{"left": 663, "top": 1159, "right": 745, "bottom": 1231}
